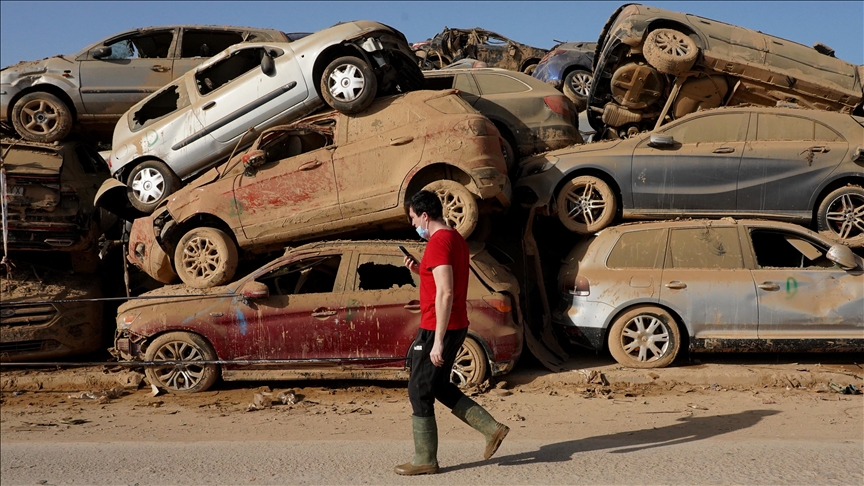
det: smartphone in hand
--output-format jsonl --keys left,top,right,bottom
{"left": 398, "top": 245, "right": 418, "bottom": 263}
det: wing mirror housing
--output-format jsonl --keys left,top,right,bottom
{"left": 852, "top": 145, "right": 864, "bottom": 162}
{"left": 241, "top": 280, "right": 270, "bottom": 300}
{"left": 827, "top": 244, "right": 861, "bottom": 270}
{"left": 92, "top": 46, "right": 113, "bottom": 60}
{"left": 648, "top": 134, "right": 675, "bottom": 148}
{"left": 261, "top": 52, "right": 275, "bottom": 76}
{"left": 241, "top": 149, "right": 266, "bottom": 176}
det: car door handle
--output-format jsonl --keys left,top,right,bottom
{"left": 202, "top": 101, "right": 216, "bottom": 110}
{"left": 758, "top": 282, "right": 781, "bottom": 291}
{"left": 712, "top": 147, "right": 735, "bottom": 154}
{"left": 311, "top": 308, "right": 336, "bottom": 318}
{"left": 390, "top": 136, "right": 414, "bottom": 146}
{"left": 404, "top": 300, "right": 421, "bottom": 312}
{"left": 665, "top": 281, "right": 687, "bottom": 289}
{"left": 150, "top": 65, "right": 170, "bottom": 73}
{"left": 299, "top": 160, "right": 322, "bottom": 171}
{"left": 808, "top": 146, "right": 829, "bottom": 153}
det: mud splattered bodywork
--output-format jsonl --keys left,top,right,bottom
{"left": 416, "top": 28, "right": 548, "bottom": 74}
{"left": 113, "top": 241, "right": 522, "bottom": 389}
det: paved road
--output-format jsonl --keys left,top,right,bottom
{"left": 3, "top": 438, "right": 861, "bottom": 485}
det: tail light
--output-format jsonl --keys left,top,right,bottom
{"left": 570, "top": 276, "right": 590, "bottom": 297}
{"left": 454, "top": 118, "right": 495, "bottom": 137}
{"left": 544, "top": 95, "right": 572, "bottom": 121}
{"left": 483, "top": 295, "right": 512, "bottom": 313}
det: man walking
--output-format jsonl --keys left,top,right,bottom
{"left": 395, "top": 190, "right": 509, "bottom": 476}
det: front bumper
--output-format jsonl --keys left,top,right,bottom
{"left": 128, "top": 215, "right": 177, "bottom": 284}
{"left": 0, "top": 82, "right": 20, "bottom": 123}
{"left": 0, "top": 300, "right": 103, "bottom": 362}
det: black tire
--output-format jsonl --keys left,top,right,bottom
{"left": 608, "top": 306, "right": 681, "bottom": 369}
{"left": 500, "top": 136, "right": 517, "bottom": 175}
{"left": 555, "top": 175, "right": 617, "bottom": 234}
{"left": 144, "top": 332, "right": 219, "bottom": 393}
{"left": 320, "top": 56, "right": 378, "bottom": 114}
{"left": 643, "top": 28, "right": 698, "bottom": 76}
{"left": 562, "top": 70, "right": 593, "bottom": 113}
{"left": 422, "top": 180, "right": 479, "bottom": 238}
{"left": 451, "top": 337, "right": 488, "bottom": 387}
{"left": 174, "top": 227, "right": 239, "bottom": 288}
{"left": 816, "top": 185, "right": 864, "bottom": 248}
{"left": 126, "top": 160, "right": 181, "bottom": 214}
{"left": 11, "top": 92, "right": 73, "bottom": 143}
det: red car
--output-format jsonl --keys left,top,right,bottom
{"left": 112, "top": 240, "right": 523, "bottom": 392}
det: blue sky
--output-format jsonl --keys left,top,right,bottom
{"left": 1, "top": 1, "right": 862, "bottom": 67}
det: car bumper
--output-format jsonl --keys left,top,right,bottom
{"left": 551, "top": 296, "right": 615, "bottom": 350}
{"left": 0, "top": 82, "right": 19, "bottom": 123}
{"left": 469, "top": 166, "right": 511, "bottom": 207}
{"left": 513, "top": 164, "right": 567, "bottom": 209}
{"left": 128, "top": 215, "right": 177, "bottom": 284}
{"left": 0, "top": 300, "right": 103, "bottom": 362}
{"left": 532, "top": 62, "right": 564, "bottom": 89}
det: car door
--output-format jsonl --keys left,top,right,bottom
{"left": 659, "top": 225, "right": 759, "bottom": 340}
{"left": 232, "top": 129, "right": 340, "bottom": 242}
{"left": 78, "top": 29, "right": 177, "bottom": 115}
{"left": 631, "top": 112, "right": 750, "bottom": 212}
{"left": 173, "top": 28, "right": 247, "bottom": 76}
{"left": 738, "top": 113, "right": 848, "bottom": 215}
{"left": 746, "top": 227, "right": 864, "bottom": 338}
{"left": 337, "top": 250, "right": 424, "bottom": 368}
{"left": 190, "top": 44, "right": 308, "bottom": 144}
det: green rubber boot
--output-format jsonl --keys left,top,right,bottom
{"left": 394, "top": 415, "right": 439, "bottom": 475}
{"left": 452, "top": 396, "right": 510, "bottom": 459}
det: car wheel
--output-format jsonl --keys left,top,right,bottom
{"left": 816, "top": 185, "right": 864, "bottom": 248}
{"left": 423, "top": 180, "right": 479, "bottom": 238}
{"left": 144, "top": 332, "right": 219, "bottom": 393}
{"left": 321, "top": 56, "right": 378, "bottom": 114}
{"left": 643, "top": 29, "right": 698, "bottom": 76}
{"left": 127, "top": 160, "right": 181, "bottom": 214}
{"left": 555, "top": 175, "right": 617, "bottom": 234}
{"left": 500, "top": 137, "right": 517, "bottom": 174}
{"left": 11, "top": 92, "right": 73, "bottom": 143}
{"left": 451, "top": 337, "right": 488, "bottom": 387}
{"left": 608, "top": 306, "right": 681, "bottom": 369}
{"left": 174, "top": 227, "right": 238, "bottom": 288}
{"left": 522, "top": 63, "right": 538, "bottom": 76}
{"left": 562, "top": 70, "right": 593, "bottom": 113}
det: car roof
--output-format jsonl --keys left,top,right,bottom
{"left": 284, "top": 238, "right": 489, "bottom": 256}
{"left": 425, "top": 68, "right": 563, "bottom": 93}
{"left": 600, "top": 218, "right": 830, "bottom": 239}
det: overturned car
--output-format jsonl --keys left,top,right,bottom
{"left": 415, "top": 27, "right": 548, "bottom": 75}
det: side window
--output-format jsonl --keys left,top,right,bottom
{"left": 749, "top": 230, "right": 835, "bottom": 269}
{"left": 181, "top": 30, "right": 244, "bottom": 58}
{"left": 474, "top": 74, "right": 531, "bottom": 95}
{"left": 662, "top": 113, "right": 749, "bottom": 144}
{"left": 814, "top": 122, "right": 843, "bottom": 142}
{"left": 606, "top": 229, "right": 667, "bottom": 269}
{"left": 346, "top": 105, "right": 414, "bottom": 142}
{"left": 260, "top": 129, "right": 332, "bottom": 163}
{"left": 485, "top": 36, "right": 508, "bottom": 47}
{"left": 130, "top": 82, "right": 190, "bottom": 131}
{"left": 104, "top": 32, "right": 173, "bottom": 60}
{"left": 424, "top": 75, "right": 455, "bottom": 91}
{"left": 668, "top": 227, "right": 743, "bottom": 269}
{"left": 196, "top": 47, "right": 266, "bottom": 95}
{"left": 453, "top": 74, "right": 479, "bottom": 95}
{"left": 256, "top": 255, "right": 342, "bottom": 296}
{"left": 354, "top": 254, "right": 418, "bottom": 291}
{"left": 756, "top": 114, "right": 816, "bottom": 141}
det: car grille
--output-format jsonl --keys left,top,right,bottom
{"left": 0, "top": 339, "right": 62, "bottom": 355}
{"left": 0, "top": 304, "right": 58, "bottom": 326}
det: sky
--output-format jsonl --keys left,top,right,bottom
{"left": 1, "top": 1, "right": 862, "bottom": 68}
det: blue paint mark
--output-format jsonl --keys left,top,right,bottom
{"left": 237, "top": 311, "right": 248, "bottom": 336}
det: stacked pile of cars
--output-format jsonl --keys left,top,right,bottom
{"left": 2, "top": 4, "right": 862, "bottom": 391}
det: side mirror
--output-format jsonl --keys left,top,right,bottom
{"left": 853, "top": 146, "right": 864, "bottom": 162}
{"left": 242, "top": 149, "right": 266, "bottom": 171}
{"left": 241, "top": 280, "right": 270, "bottom": 300}
{"left": 826, "top": 245, "right": 861, "bottom": 270}
{"left": 261, "top": 52, "right": 275, "bottom": 76}
{"left": 92, "top": 46, "right": 113, "bottom": 60}
{"left": 647, "top": 134, "right": 675, "bottom": 148}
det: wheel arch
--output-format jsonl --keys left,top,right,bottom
{"left": 643, "top": 20, "right": 707, "bottom": 50}
{"left": 140, "top": 328, "right": 223, "bottom": 362}
{"left": 551, "top": 166, "right": 623, "bottom": 216}
{"left": 809, "top": 175, "right": 864, "bottom": 222}
{"left": 601, "top": 301, "right": 690, "bottom": 353}
{"left": 115, "top": 156, "right": 176, "bottom": 184}
{"left": 311, "top": 44, "right": 373, "bottom": 100}
{"left": 519, "top": 58, "right": 542, "bottom": 73}
{"left": 401, "top": 163, "right": 479, "bottom": 203}
{"left": 170, "top": 212, "right": 239, "bottom": 251}
{"left": 6, "top": 84, "right": 79, "bottom": 122}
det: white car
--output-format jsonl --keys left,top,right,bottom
{"left": 104, "top": 20, "right": 422, "bottom": 212}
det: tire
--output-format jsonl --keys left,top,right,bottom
{"left": 562, "top": 70, "right": 593, "bottom": 113}
{"left": 144, "top": 332, "right": 219, "bottom": 393}
{"left": 451, "top": 337, "right": 488, "bottom": 387}
{"left": 643, "top": 28, "right": 698, "bottom": 76}
{"left": 608, "top": 306, "right": 681, "bottom": 369}
{"left": 320, "top": 56, "right": 378, "bottom": 114}
{"left": 127, "top": 160, "right": 181, "bottom": 214}
{"left": 522, "top": 63, "right": 538, "bottom": 76}
{"left": 555, "top": 175, "right": 617, "bottom": 234}
{"left": 499, "top": 137, "right": 517, "bottom": 175}
{"left": 816, "top": 185, "right": 864, "bottom": 248}
{"left": 422, "top": 180, "right": 479, "bottom": 238}
{"left": 11, "top": 92, "right": 73, "bottom": 143}
{"left": 174, "top": 227, "right": 239, "bottom": 288}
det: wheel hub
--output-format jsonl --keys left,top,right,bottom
{"left": 35, "top": 113, "right": 47, "bottom": 123}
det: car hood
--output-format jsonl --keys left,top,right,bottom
{"left": 1, "top": 55, "right": 76, "bottom": 81}
{"left": 116, "top": 283, "right": 236, "bottom": 323}
{"left": 517, "top": 138, "right": 627, "bottom": 177}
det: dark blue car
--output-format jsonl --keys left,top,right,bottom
{"left": 532, "top": 41, "right": 596, "bottom": 112}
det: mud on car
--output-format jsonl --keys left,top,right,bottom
{"left": 415, "top": 27, "right": 548, "bottom": 75}
{"left": 532, "top": 41, "right": 596, "bottom": 112}
{"left": 120, "top": 90, "right": 510, "bottom": 288}
{"left": 587, "top": 4, "right": 864, "bottom": 139}
{"left": 112, "top": 240, "right": 523, "bottom": 393}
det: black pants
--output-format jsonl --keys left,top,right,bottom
{"left": 408, "top": 327, "right": 469, "bottom": 417}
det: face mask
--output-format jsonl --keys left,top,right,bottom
{"left": 416, "top": 217, "right": 430, "bottom": 240}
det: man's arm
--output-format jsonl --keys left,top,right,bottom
{"left": 430, "top": 264, "right": 453, "bottom": 367}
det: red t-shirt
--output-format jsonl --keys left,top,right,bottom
{"left": 419, "top": 228, "right": 470, "bottom": 331}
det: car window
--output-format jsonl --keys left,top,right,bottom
{"left": 668, "top": 227, "right": 743, "bottom": 269}
{"left": 749, "top": 229, "right": 836, "bottom": 269}
{"left": 130, "top": 82, "right": 191, "bottom": 131}
{"left": 756, "top": 113, "right": 843, "bottom": 141}
{"left": 474, "top": 73, "right": 531, "bottom": 95}
{"left": 607, "top": 229, "right": 667, "bottom": 269}
{"left": 346, "top": 104, "right": 415, "bottom": 142}
{"left": 181, "top": 29, "right": 244, "bottom": 58}
{"left": 256, "top": 255, "right": 342, "bottom": 296}
{"left": 425, "top": 95, "right": 475, "bottom": 114}
{"left": 104, "top": 32, "right": 173, "bottom": 60}
{"left": 485, "top": 36, "right": 508, "bottom": 47}
{"left": 196, "top": 47, "right": 268, "bottom": 95}
{"left": 453, "top": 74, "right": 479, "bottom": 95}
{"left": 424, "top": 75, "right": 455, "bottom": 90}
{"left": 662, "top": 113, "right": 749, "bottom": 144}
{"left": 259, "top": 129, "right": 333, "bottom": 163}
{"left": 353, "top": 254, "right": 418, "bottom": 291}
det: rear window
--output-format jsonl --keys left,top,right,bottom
{"left": 668, "top": 227, "right": 743, "bottom": 269}
{"left": 756, "top": 114, "right": 842, "bottom": 141}
{"left": 425, "top": 95, "right": 474, "bottom": 114}
{"left": 606, "top": 229, "right": 667, "bottom": 269}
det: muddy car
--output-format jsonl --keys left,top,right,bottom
{"left": 113, "top": 240, "right": 523, "bottom": 393}
{"left": 554, "top": 219, "right": 864, "bottom": 369}
{"left": 532, "top": 41, "right": 596, "bottom": 112}
{"left": 415, "top": 28, "right": 548, "bottom": 75}
{"left": 1, "top": 139, "right": 113, "bottom": 272}
{"left": 515, "top": 106, "right": 864, "bottom": 247}
{"left": 1, "top": 267, "right": 103, "bottom": 362}
{"left": 587, "top": 4, "right": 864, "bottom": 138}
{"left": 121, "top": 90, "right": 510, "bottom": 288}
{"left": 424, "top": 68, "right": 579, "bottom": 171}
{"left": 0, "top": 25, "right": 293, "bottom": 143}
{"left": 103, "top": 20, "right": 423, "bottom": 212}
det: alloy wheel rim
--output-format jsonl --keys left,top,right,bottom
{"left": 620, "top": 315, "right": 670, "bottom": 363}
{"left": 180, "top": 236, "right": 222, "bottom": 280}
{"left": 570, "top": 72, "right": 593, "bottom": 97}
{"left": 825, "top": 193, "right": 864, "bottom": 240}
{"left": 564, "top": 182, "right": 607, "bottom": 225}
{"left": 436, "top": 188, "right": 467, "bottom": 229}
{"left": 21, "top": 99, "right": 59, "bottom": 135}
{"left": 152, "top": 341, "right": 206, "bottom": 390}
{"left": 131, "top": 168, "right": 165, "bottom": 203}
{"left": 450, "top": 344, "right": 476, "bottom": 386}
{"left": 328, "top": 64, "right": 366, "bottom": 101}
{"left": 654, "top": 31, "right": 692, "bottom": 57}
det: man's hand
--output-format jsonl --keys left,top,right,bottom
{"left": 430, "top": 340, "right": 444, "bottom": 367}
{"left": 404, "top": 256, "right": 419, "bottom": 274}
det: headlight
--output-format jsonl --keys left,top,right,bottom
{"left": 117, "top": 313, "right": 138, "bottom": 330}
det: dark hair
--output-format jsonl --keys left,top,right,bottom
{"left": 405, "top": 190, "right": 443, "bottom": 220}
